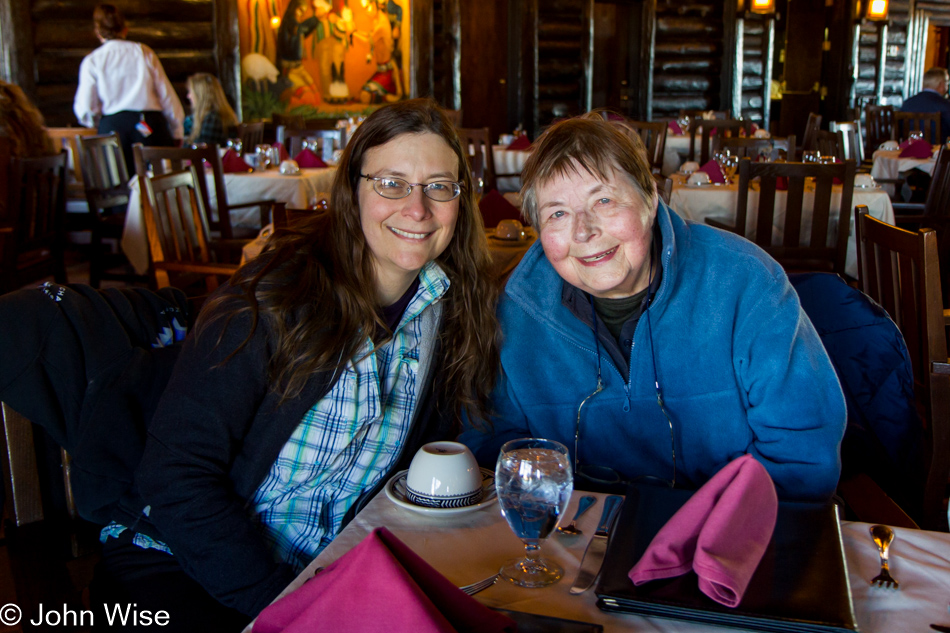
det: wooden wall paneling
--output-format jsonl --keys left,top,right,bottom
{"left": 413, "top": 0, "right": 437, "bottom": 101}
{"left": 508, "top": 0, "right": 525, "bottom": 132}
{"left": 819, "top": 0, "right": 858, "bottom": 123}
{"left": 429, "top": 0, "right": 458, "bottom": 107}
{"left": 0, "top": 0, "right": 35, "bottom": 95}
{"left": 536, "top": 0, "right": 588, "bottom": 128}
{"left": 779, "top": 0, "right": 824, "bottom": 138}
{"left": 213, "top": 0, "right": 242, "bottom": 121}
{"left": 459, "top": 0, "right": 510, "bottom": 142}
{"left": 737, "top": 15, "right": 774, "bottom": 126}
{"left": 641, "top": 0, "right": 656, "bottom": 121}
{"left": 722, "top": 0, "right": 740, "bottom": 117}
{"left": 523, "top": 0, "right": 540, "bottom": 137}
{"left": 583, "top": 0, "right": 594, "bottom": 115}
{"left": 853, "top": 0, "right": 911, "bottom": 109}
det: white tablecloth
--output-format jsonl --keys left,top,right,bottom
{"left": 870, "top": 148, "right": 938, "bottom": 181}
{"left": 668, "top": 176, "right": 894, "bottom": 278}
{"left": 251, "top": 489, "right": 950, "bottom": 633}
{"left": 662, "top": 134, "right": 702, "bottom": 176}
{"left": 492, "top": 145, "right": 532, "bottom": 193}
{"left": 121, "top": 167, "right": 337, "bottom": 275}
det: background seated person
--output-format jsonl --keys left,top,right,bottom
{"left": 900, "top": 66, "right": 950, "bottom": 144}
{"left": 91, "top": 98, "right": 500, "bottom": 630}
{"left": 460, "top": 113, "right": 846, "bottom": 502}
{"left": 184, "top": 72, "right": 238, "bottom": 147}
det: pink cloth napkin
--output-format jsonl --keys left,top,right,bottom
{"left": 698, "top": 160, "right": 726, "bottom": 184}
{"left": 253, "top": 527, "right": 514, "bottom": 633}
{"left": 506, "top": 135, "right": 531, "bottom": 150}
{"left": 899, "top": 139, "right": 934, "bottom": 158}
{"left": 273, "top": 142, "right": 290, "bottom": 162}
{"left": 294, "top": 148, "right": 327, "bottom": 168}
{"left": 478, "top": 189, "right": 521, "bottom": 228}
{"left": 221, "top": 149, "right": 252, "bottom": 173}
{"left": 628, "top": 454, "right": 778, "bottom": 608}
{"left": 668, "top": 121, "right": 684, "bottom": 135}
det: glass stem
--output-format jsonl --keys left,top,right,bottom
{"left": 523, "top": 542, "right": 541, "bottom": 568}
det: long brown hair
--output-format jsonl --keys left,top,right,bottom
{"left": 199, "top": 98, "right": 500, "bottom": 424}
{"left": 186, "top": 73, "right": 239, "bottom": 144}
{"left": 0, "top": 81, "right": 55, "bottom": 158}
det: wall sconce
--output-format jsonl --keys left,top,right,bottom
{"left": 270, "top": 16, "right": 281, "bottom": 29}
{"left": 865, "top": 0, "right": 889, "bottom": 21}
{"left": 749, "top": 0, "right": 776, "bottom": 14}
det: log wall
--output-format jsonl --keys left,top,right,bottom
{"left": 854, "top": 0, "right": 911, "bottom": 109}
{"left": 536, "top": 0, "right": 589, "bottom": 127}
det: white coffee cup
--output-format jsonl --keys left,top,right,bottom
{"left": 855, "top": 173, "right": 876, "bottom": 188}
{"left": 880, "top": 140, "right": 899, "bottom": 151}
{"left": 680, "top": 161, "right": 700, "bottom": 174}
{"left": 688, "top": 171, "right": 711, "bottom": 186}
{"left": 279, "top": 160, "right": 300, "bottom": 175}
{"left": 405, "top": 441, "right": 484, "bottom": 508}
{"left": 753, "top": 128, "right": 771, "bottom": 139}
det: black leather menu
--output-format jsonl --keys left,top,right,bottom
{"left": 595, "top": 484, "right": 859, "bottom": 633}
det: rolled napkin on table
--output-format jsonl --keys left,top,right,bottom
{"left": 294, "top": 148, "right": 327, "bottom": 168}
{"left": 898, "top": 138, "right": 934, "bottom": 158}
{"left": 221, "top": 149, "right": 253, "bottom": 173}
{"left": 698, "top": 160, "right": 726, "bottom": 184}
{"left": 506, "top": 134, "right": 531, "bottom": 150}
{"left": 628, "top": 454, "right": 778, "bottom": 608}
{"left": 253, "top": 527, "right": 515, "bottom": 633}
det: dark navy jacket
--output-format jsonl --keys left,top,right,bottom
{"left": 900, "top": 89, "right": 950, "bottom": 143}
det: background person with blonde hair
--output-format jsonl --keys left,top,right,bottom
{"left": 0, "top": 80, "right": 56, "bottom": 158}
{"left": 185, "top": 73, "right": 239, "bottom": 147}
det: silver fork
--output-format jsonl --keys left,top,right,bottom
{"left": 458, "top": 573, "right": 499, "bottom": 596}
{"left": 869, "top": 524, "right": 899, "bottom": 589}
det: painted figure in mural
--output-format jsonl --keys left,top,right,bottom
{"left": 312, "top": 0, "right": 335, "bottom": 102}
{"left": 326, "top": 0, "right": 355, "bottom": 103}
{"left": 276, "top": 0, "right": 320, "bottom": 90}
{"left": 360, "top": 0, "right": 403, "bottom": 104}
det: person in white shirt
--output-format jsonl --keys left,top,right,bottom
{"left": 73, "top": 3, "right": 184, "bottom": 172}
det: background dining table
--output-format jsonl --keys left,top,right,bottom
{"left": 668, "top": 174, "right": 894, "bottom": 279}
{"left": 870, "top": 147, "right": 938, "bottom": 198}
{"left": 246, "top": 489, "right": 950, "bottom": 633}
{"left": 492, "top": 144, "right": 532, "bottom": 193}
{"left": 121, "top": 166, "right": 337, "bottom": 275}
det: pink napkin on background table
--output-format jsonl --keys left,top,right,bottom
{"left": 273, "top": 142, "right": 290, "bottom": 162}
{"left": 221, "top": 149, "right": 252, "bottom": 173}
{"left": 628, "top": 454, "right": 778, "bottom": 608}
{"left": 899, "top": 139, "right": 934, "bottom": 158}
{"left": 294, "top": 148, "right": 327, "bottom": 168}
{"left": 698, "top": 160, "right": 726, "bottom": 184}
{"left": 506, "top": 135, "right": 531, "bottom": 150}
{"left": 253, "top": 527, "right": 514, "bottom": 633}
{"left": 478, "top": 189, "right": 521, "bottom": 228}
{"left": 668, "top": 121, "right": 684, "bottom": 135}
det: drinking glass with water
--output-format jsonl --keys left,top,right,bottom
{"left": 495, "top": 438, "right": 573, "bottom": 587}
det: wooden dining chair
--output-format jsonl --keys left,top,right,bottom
{"left": 894, "top": 111, "right": 941, "bottom": 144}
{"left": 864, "top": 104, "right": 895, "bottom": 153}
{"left": 44, "top": 127, "right": 98, "bottom": 203}
{"left": 854, "top": 206, "right": 950, "bottom": 531}
{"left": 814, "top": 130, "right": 846, "bottom": 162}
{"left": 141, "top": 167, "right": 239, "bottom": 294}
{"left": 236, "top": 122, "right": 265, "bottom": 154}
{"left": 717, "top": 135, "right": 796, "bottom": 162}
{"left": 1, "top": 152, "right": 69, "bottom": 294}
{"left": 627, "top": 121, "right": 668, "bottom": 173}
{"left": 705, "top": 158, "right": 856, "bottom": 276}
{"left": 797, "top": 113, "right": 823, "bottom": 160}
{"left": 458, "top": 127, "right": 496, "bottom": 194}
{"left": 829, "top": 120, "right": 869, "bottom": 169}
{"left": 687, "top": 119, "right": 753, "bottom": 165}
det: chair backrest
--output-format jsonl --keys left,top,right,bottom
{"left": 864, "top": 104, "right": 895, "bottom": 152}
{"left": 652, "top": 173, "right": 672, "bottom": 205}
{"left": 1, "top": 152, "right": 69, "bottom": 293}
{"left": 628, "top": 120, "right": 668, "bottom": 172}
{"left": 918, "top": 145, "right": 950, "bottom": 219}
{"left": 894, "top": 111, "right": 941, "bottom": 144}
{"left": 141, "top": 167, "right": 238, "bottom": 293}
{"left": 77, "top": 132, "right": 131, "bottom": 216}
{"left": 814, "top": 130, "right": 845, "bottom": 162}
{"left": 799, "top": 113, "right": 823, "bottom": 157}
{"left": 457, "top": 127, "right": 496, "bottom": 194}
{"left": 854, "top": 206, "right": 950, "bottom": 530}
{"left": 830, "top": 120, "right": 864, "bottom": 164}
{"left": 281, "top": 127, "right": 344, "bottom": 158}
{"left": 44, "top": 127, "right": 98, "bottom": 199}
{"left": 236, "top": 122, "right": 265, "bottom": 154}
{"left": 734, "top": 157, "right": 856, "bottom": 275}
{"left": 688, "top": 119, "right": 753, "bottom": 164}
{"left": 717, "top": 137, "right": 777, "bottom": 161}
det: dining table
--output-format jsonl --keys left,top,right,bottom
{"left": 492, "top": 144, "right": 532, "bottom": 193}
{"left": 668, "top": 174, "right": 895, "bottom": 279}
{"left": 120, "top": 166, "right": 337, "bottom": 275}
{"left": 870, "top": 147, "right": 938, "bottom": 197}
{"left": 247, "top": 489, "right": 950, "bottom": 633}
{"left": 662, "top": 133, "right": 792, "bottom": 176}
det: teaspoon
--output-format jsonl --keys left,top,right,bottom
{"left": 557, "top": 495, "right": 597, "bottom": 536}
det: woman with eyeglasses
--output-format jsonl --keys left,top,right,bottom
{"left": 461, "top": 112, "right": 846, "bottom": 503}
{"left": 91, "top": 98, "right": 500, "bottom": 630}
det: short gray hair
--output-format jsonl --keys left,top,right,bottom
{"left": 923, "top": 67, "right": 948, "bottom": 90}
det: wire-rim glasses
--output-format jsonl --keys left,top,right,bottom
{"left": 360, "top": 174, "right": 462, "bottom": 202}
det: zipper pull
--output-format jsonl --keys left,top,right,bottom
{"left": 623, "top": 383, "right": 631, "bottom": 412}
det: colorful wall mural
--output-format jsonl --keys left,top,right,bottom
{"left": 238, "top": 0, "right": 409, "bottom": 120}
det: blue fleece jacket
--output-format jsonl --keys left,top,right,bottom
{"left": 461, "top": 201, "right": 846, "bottom": 501}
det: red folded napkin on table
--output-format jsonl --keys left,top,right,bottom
{"left": 221, "top": 149, "right": 252, "bottom": 173}
{"left": 253, "top": 527, "right": 514, "bottom": 633}
{"left": 628, "top": 454, "right": 778, "bottom": 608}
{"left": 506, "top": 135, "right": 531, "bottom": 150}
{"left": 478, "top": 189, "right": 522, "bottom": 228}
{"left": 776, "top": 176, "right": 788, "bottom": 191}
{"left": 698, "top": 160, "right": 726, "bottom": 184}
{"left": 668, "top": 121, "right": 684, "bottom": 135}
{"left": 273, "top": 142, "right": 290, "bottom": 162}
{"left": 898, "top": 138, "right": 913, "bottom": 150}
{"left": 294, "top": 148, "right": 327, "bottom": 168}
{"left": 899, "top": 139, "right": 934, "bottom": 158}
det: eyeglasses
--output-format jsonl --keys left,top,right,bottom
{"left": 360, "top": 174, "right": 462, "bottom": 202}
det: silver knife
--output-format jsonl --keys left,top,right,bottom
{"left": 569, "top": 494, "right": 623, "bottom": 594}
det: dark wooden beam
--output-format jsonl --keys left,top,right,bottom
{"left": 641, "top": 0, "right": 656, "bottom": 121}
{"left": 0, "top": 0, "right": 35, "bottom": 96}
{"left": 31, "top": 0, "right": 214, "bottom": 21}
{"left": 412, "top": 0, "right": 434, "bottom": 98}
{"left": 213, "top": 0, "right": 241, "bottom": 120}
{"left": 722, "top": 0, "right": 739, "bottom": 117}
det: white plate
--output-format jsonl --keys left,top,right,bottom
{"left": 854, "top": 184, "right": 881, "bottom": 190}
{"left": 384, "top": 468, "right": 497, "bottom": 516}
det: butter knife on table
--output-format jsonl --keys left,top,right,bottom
{"left": 931, "top": 625, "right": 950, "bottom": 632}
{"left": 569, "top": 495, "right": 624, "bottom": 594}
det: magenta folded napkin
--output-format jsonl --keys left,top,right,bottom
{"left": 478, "top": 189, "right": 521, "bottom": 228}
{"left": 898, "top": 138, "right": 912, "bottom": 150}
{"left": 294, "top": 148, "right": 327, "bottom": 168}
{"left": 899, "top": 139, "right": 934, "bottom": 158}
{"left": 273, "top": 142, "right": 290, "bottom": 162}
{"left": 628, "top": 454, "right": 778, "bottom": 608}
{"left": 668, "top": 121, "right": 684, "bottom": 135}
{"left": 698, "top": 160, "right": 726, "bottom": 184}
{"left": 506, "top": 134, "right": 531, "bottom": 150}
{"left": 253, "top": 527, "right": 514, "bottom": 633}
{"left": 221, "top": 149, "right": 252, "bottom": 173}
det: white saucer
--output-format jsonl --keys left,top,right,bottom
{"left": 385, "top": 468, "right": 497, "bottom": 516}
{"left": 854, "top": 184, "right": 880, "bottom": 190}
